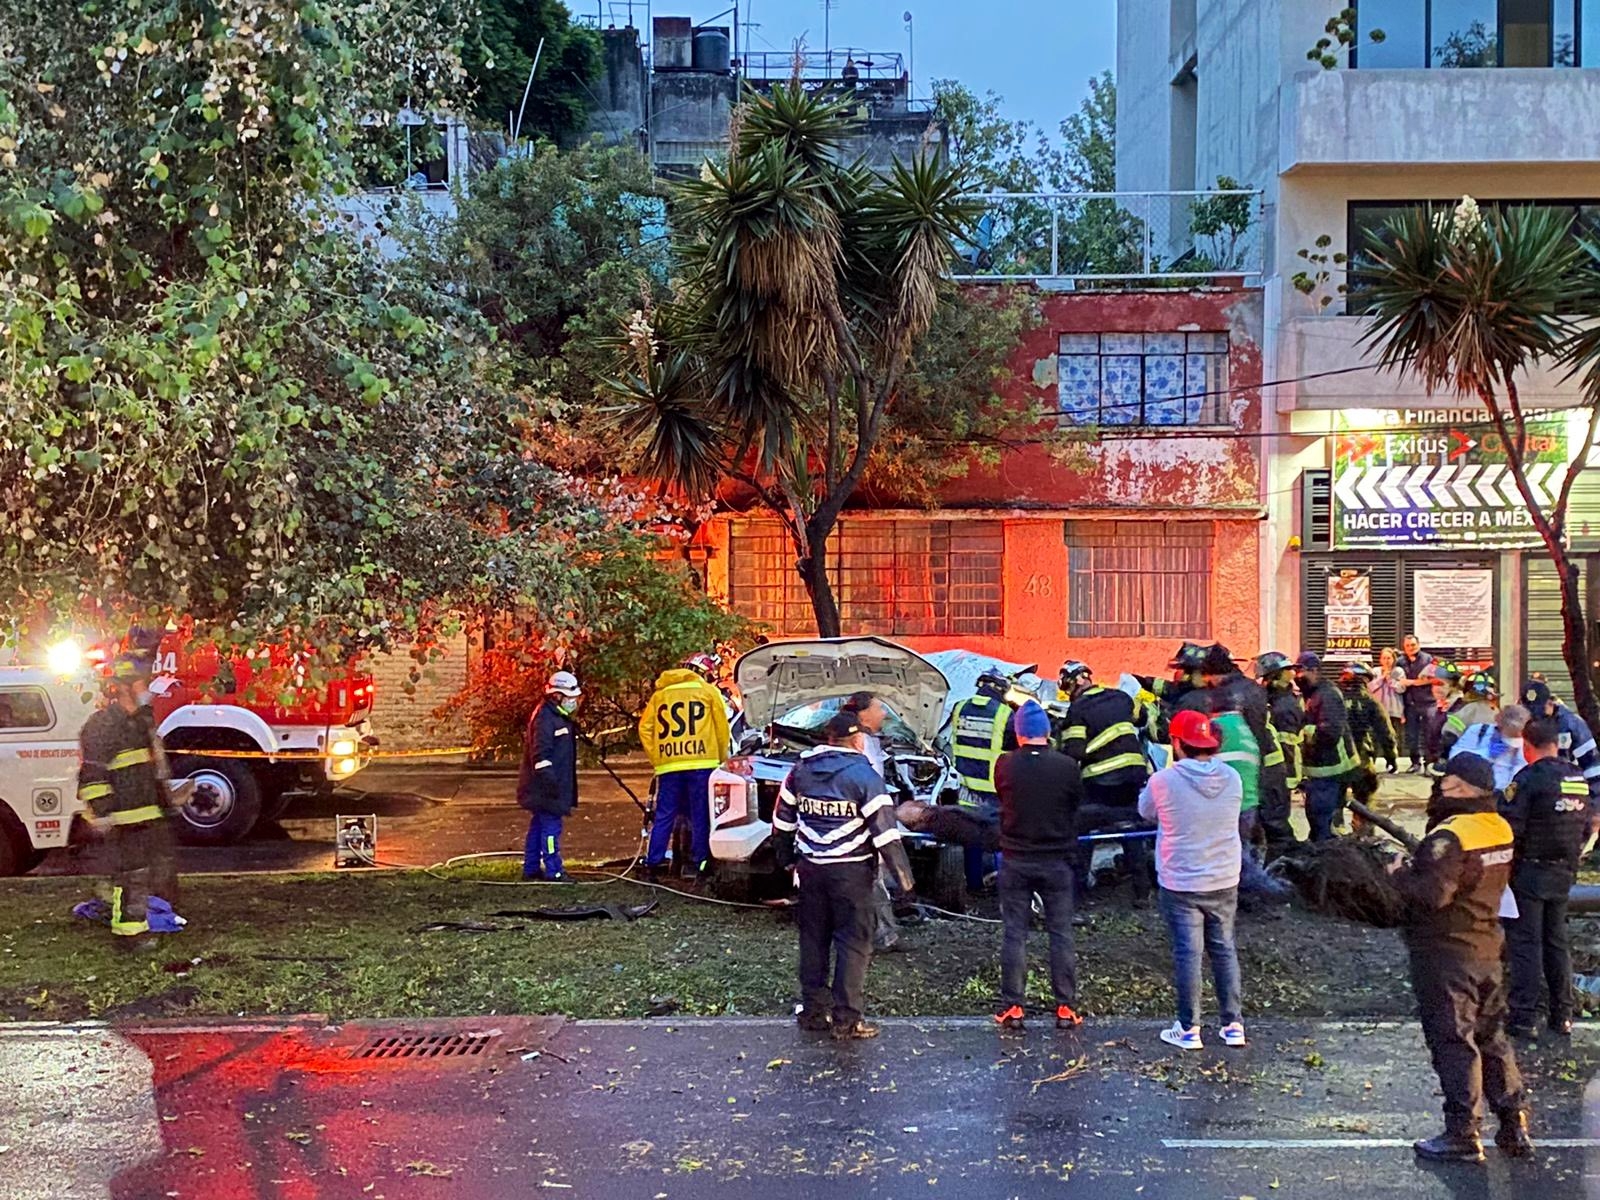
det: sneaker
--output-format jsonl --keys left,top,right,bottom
{"left": 521, "top": 870, "right": 544, "bottom": 882}
{"left": 796, "top": 1010, "right": 831, "bottom": 1033}
{"left": 1055, "top": 1005, "right": 1083, "bottom": 1029}
{"left": 544, "top": 871, "right": 569, "bottom": 883}
{"left": 830, "top": 1020, "right": 880, "bottom": 1041}
{"left": 994, "top": 1005, "right": 1026, "bottom": 1030}
{"left": 1220, "top": 1022, "right": 1247, "bottom": 1048}
{"left": 1159, "top": 1022, "right": 1202, "bottom": 1051}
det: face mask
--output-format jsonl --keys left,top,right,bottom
{"left": 558, "top": 699, "right": 579, "bottom": 716}
{"left": 1503, "top": 736, "right": 1523, "bottom": 754}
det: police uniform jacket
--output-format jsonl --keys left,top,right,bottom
{"left": 1501, "top": 755, "right": 1590, "bottom": 876}
{"left": 775, "top": 747, "right": 914, "bottom": 890}
{"left": 1394, "top": 781, "right": 1515, "bottom": 960}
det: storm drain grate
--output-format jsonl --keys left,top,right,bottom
{"left": 352, "top": 1032, "right": 495, "bottom": 1061}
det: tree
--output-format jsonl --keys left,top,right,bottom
{"left": 604, "top": 84, "right": 981, "bottom": 637}
{"left": 0, "top": 0, "right": 629, "bottom": 659}
{"left": 1359, "top": 198, "right": 1600, "bottom": 729}
{"left": 462, "top": 0, "right": 602, "bottom": 142}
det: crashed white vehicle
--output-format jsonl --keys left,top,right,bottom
{"left": 706, "top": 637, "right": 973, "bottom": 909}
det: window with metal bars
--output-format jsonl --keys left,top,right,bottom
{"left": 728, "top": 519, "right": 1005, "bottom": 637}
{"left": 1064, "top": 521, "right": 1213, "bottom": 639}
{"left": 1057, "top": 332, "right": 1230, "bottom": 427}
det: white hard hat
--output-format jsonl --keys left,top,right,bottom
{"left": 547, "top": 670, "right": 582, "bottom": 698}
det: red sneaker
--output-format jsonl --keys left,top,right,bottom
{"left": 994, "top": 1005, "right": 1026, "bottom": 1030}
{"left": 1055, "top": 1005, "right": 1083, "bottom": 1029}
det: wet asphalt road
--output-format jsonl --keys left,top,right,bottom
{"left": 2, "top": 1016, "right": 1596, "bottom": 1199}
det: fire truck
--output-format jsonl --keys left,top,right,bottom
{"left": 0, "top": 630, "right": 376, "bottom": 871}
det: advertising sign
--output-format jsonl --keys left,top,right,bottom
{"left": 1331, "top": 408, "right": 1567, "bottom": 549}
{"left": 1323, "top": 567, "right": 1373, "bottom": 661}
{"left": 1412, "top": 569, "right": 1495, "bottom": 648}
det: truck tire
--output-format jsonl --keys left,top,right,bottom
{"left": 0, "top": 808, "right": 29, "bottom": 877}
{"left": 169, "top": 756, "right": 262, "bottom": 845}
{"left": 914, "top": 844, "right": 967, "bottom": 915}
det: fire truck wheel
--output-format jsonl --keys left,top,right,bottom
{"left": 168, "top": 756, "right": 263, "bottom": 845}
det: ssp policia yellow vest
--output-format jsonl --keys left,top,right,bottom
{"left": 639, "top": 669, "right": 733, "bottom": 775}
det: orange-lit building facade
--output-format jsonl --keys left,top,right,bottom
{"left": 695, "top": 286, "right": 1268, "bottom": 682}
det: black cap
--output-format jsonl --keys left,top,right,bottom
{"left": 1294, "top": 651, "right": 1322, "bottom": 672}
{"left": 1442, "top": 752, "right": 1496, "bottom": 792}
{"left": 825, "top": 712, "right": 863, "bottom": 741}
{"left": 1201, "top": 643, "right": 1235, "bottom": 675}
{"left": 1522, "top": 680, "right": 1552, "bottom": 710}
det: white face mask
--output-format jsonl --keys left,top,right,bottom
{"left": 1503, "top": 736, "right": 1524, "bottom": 752}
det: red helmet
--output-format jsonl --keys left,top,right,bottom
{"left": 682, "top": 652, "right": 721, "bottom": 681}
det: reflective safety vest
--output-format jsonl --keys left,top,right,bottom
{"left": 951, "top": 695, "right": 1008, "bottom": 797}
{"left": 1213, "top": 711, "right": 1261, "bottom": 812}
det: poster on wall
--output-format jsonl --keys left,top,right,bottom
{"left": 1323, "top": 567, "right": 1373, "bottom": 661}
{"left": 1412, "top": 569, "right": 1494, "bottom": 648}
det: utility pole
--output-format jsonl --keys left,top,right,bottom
{"left": 903, "top": 10, "right": 913, "bottom": 101}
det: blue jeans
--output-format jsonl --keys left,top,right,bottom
{"left": 1158, "top": 886, "right": 1242, "bottom": 1029}
{"left": 649, "top": 769, "right": 712, "bottom": 870}
{"left": 523, "top": 811, "right": 565, "bottom": 878}
{"left": 1303, "top": 776, "right": 1346, "bottom": 843}
{"left": 959, "top": 793, "right": 999, "bottom": 890}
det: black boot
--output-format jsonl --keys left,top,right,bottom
{"left": 1494, "top": 1110, "right": 1535, "bottom": 1159}
{"left": 1414, "top": 1118, "right": 1485, "bottom": 1164}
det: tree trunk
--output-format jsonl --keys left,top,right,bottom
{"left": 796, "top": 542, "right": 842, "bottom": 638}
{"left": 1555, "top": 556, "right": 1600, "bottom": 734}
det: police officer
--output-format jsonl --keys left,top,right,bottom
{"left": 773, "top": 711, "right": 916, "bottom": 1040}
{"left": 1338, "top": 662, "right": 1398, "bottom": 771}
{"left": 76, "top": 653, "right": 178, "bottom": 945}
{"left": 1500, "top": 718, "right": 1590, "bottom": 1039}
{"left": 1520, "top": 679, "right": 1600, "bottom": 805}
{"left": 1295, "top": 653, "right": 1358, "bottom": 842}
{"left": 1390, "top": 754, "right": 1530, "bottom": 1162}
{"left": 1259, "top": 651, "right": 1304, "bottom": 852}
{"left": 948, "top": 670, "right": 1014, "bottom": 891}
{"left": 1059, "top": 661, "right": 1153, "bottom": 902}
{"left": 640, "top": 655, "right": 734, "bottom": 882}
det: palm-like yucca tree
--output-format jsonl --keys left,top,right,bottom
{"left": 606, "top": 82, "right": 975, "bottom": 636}
{"left": 1359, "top": 199, "right": 1600, "bottom": 728}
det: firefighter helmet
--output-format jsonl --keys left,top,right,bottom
{"left": 1200, "top": 642, "right": 1236, "bottom": 677}
{"left": 1255, "top": 650, "right": 1293, "bottom": 679}
{"left": 975, "top": 671, "right": 1010, "bottom": 700}
{"left": 682, "top": 652, "right": 721, "bottom": 681}
{"left": 1059, "top": 660, "right": 1092, "bottom": 687}
{"left": 1340, "top": 660, "right": 1375, "bottom": 682}
{"left": 1463, "top": 672, "right": 1496, "bottom": 700}
{"left": 1168, "top": 642, "right": 1207, "bottom": 671}
{"left": 1434, "top": 660, "right": 1463, "bottom": 684}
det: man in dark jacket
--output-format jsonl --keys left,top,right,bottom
{"left": 774, "top": 711, "right": 916, "bottom": 1040}
{"left": 993, "top": 701, "right": 1085, "bottom": 1031}
{"left": 1296, "top": 653, "right": 1358, "bottom": 842}
{"left": 77, "top": 653, "right": 179, "bottom": 943}
{"left": 517, "top": 671, "right": 582, "bottom": 882}
{"left": 1391, "top": 753, "right": 1530, "bottom": 1162}
{"left": 1339, "top": 662, "right": 1398, "bottom": 770}
{"left": 1501, "top": 718, "right": 1590, "bottom": 1039}
{"left": 1059, "top": 660, "right": 1153, "bottom": 902}
{"left": 1398, "top": 635, "right": 1436, "bottom": 773}
{"left": 1520, "top": 680, "right": 1600, "bottom": 807}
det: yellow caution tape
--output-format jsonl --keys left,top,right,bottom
{"left": 177, "top": 745, "right": 480, "bottom": 761}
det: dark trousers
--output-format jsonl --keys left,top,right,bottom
{"left": 959, "top": 794, "right": 999, "bottom": 890}
{"left": 1404, "top": 709, "right": 1428, "bottom": 766}
{"left": 108, "top": 816, "right": 176, "bottom": 937}
{"left": 1159, "top": 886, "right": 1242, "bottom": 1028}
{"left": 1303, "top": 776, "right": 1346, "bottom": 842}
{"left": 649, "top": 769, "right": 712, "bottom": 869}
{"left": 1507, "top": 861, "right": 1578, "bottom": 1029}
{"left": 1409, "top": 948, "right": 1525, "bottom": 1128}
{"left": 522, "top": 811, "right": 565, "bottom": 878}
{"left": 998, "top": 853, "right": 1078, "bottom": 1009}
{"left": 1258, "top": 780, "right": 1296, "bottom": 849}
{"left": 797, "top": 858, "right": 877, "bottom": 1026}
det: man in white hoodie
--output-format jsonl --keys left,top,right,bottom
{"left": 1138, "top": 709, "right": 1245, "bottom": 1051}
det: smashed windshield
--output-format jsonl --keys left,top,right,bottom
{"left": 772, "top": 696, "right": 924, "bottom": 746}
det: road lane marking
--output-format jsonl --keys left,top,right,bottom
{"left": 1164, "top": 1138, "right": 1600, "bottom": 1150}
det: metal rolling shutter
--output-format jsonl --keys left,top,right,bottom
{"left": 1300, "top": 556, "right": 1401, "bottom": 656}
{"left": 1524, "top": 556, "right": 1586, "bottom": 685}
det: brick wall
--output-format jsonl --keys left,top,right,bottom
{"left": 366, "top": 631, "right": 472, "bottom": 750}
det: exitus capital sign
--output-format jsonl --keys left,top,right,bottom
{"left": 1330, "top": 409, "right": 1568, "bottom": 549}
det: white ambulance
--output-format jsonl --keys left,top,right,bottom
{"left": 0, "top": 665, "right": 99, "bottom": 876}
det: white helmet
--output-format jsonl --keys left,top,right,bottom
{"left": 547, "top": 670, "right": 582, "bottom": 698}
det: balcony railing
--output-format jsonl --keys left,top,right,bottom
{"left": 950, "top": 190, "right": 1263, "bottom": 287}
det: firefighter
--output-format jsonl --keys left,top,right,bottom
{"left": 1439, "top": 672, "right": 1497, "bottom": 763}
{"left": 1259, "top": 651, "right": 1305, "bottom": 851}
{"left": 773, "top": 711, "right": 916, "bottom": 1040}
{"left": 640, "top": 655, "right": 734, "bottom": 883}
{"left": 1428, "top": 662, "right": 1466, "bottom": 765}
{"left": 948, "top": 670, "right": 1014, "bottom": 892}
{"left": 76, "top": 653, "right": 178, "bottom": 945}
{"left": 1197, "top": 644, "right": 1289, "bottom": 856}
{"left": 1389, "top": 754, "right": 1531, "bottom": 1162}
{"left": 517, "top": 671, "right": 582, "bottom": 882}
{"left": 1059, "top": 660, "right": 1154, "bottom": 903}
{"left": 1137, "top": 643, "right": 1208, "bottom": 742}
{"left": 1519, "top": 679, "right": 1600, "bottom": 804}
{"left": 1500, "top": 718, "right": 1590, "bottom": 1039}
{"left": 1295, "top": 653, "right": 1358, "bottom": 842}
{"left": 1339, "top": 662, "right": 1398, "bottom": 771}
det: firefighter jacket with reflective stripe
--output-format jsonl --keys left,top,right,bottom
{"left": 1059, "top": 685, "right": 1148, "bottom": 793}
{"left": 1437, "top": 698, "right": 1496, "bottom": 759}
{"left": 1341, "top": 686, "right": 1397, "bottom": 765}
{"left": 1501, "top": 755, "right": 1590, "bottom": 873}
{"left": 77, "top": 704, "right": 168, "bottom": 825}
{"left": 1550, "top": 703, "right": 1600, "bottom": 800}
{"left": 1300, "top": 681, "right": 1358, "bottom": 779}
{"left": 950, "top": 695, "right": 1011, "bottom": 796}
{"left": 517, "top": 699, "right": 578, "bottom": 817}
{"left": 640, "top": 669, "right": 733, "bottom": 775}
{"left": 1396, "top": 803, "right": 1515, "bottom": 959}
{"left": 774, "top": 746, "right": 914, "bottom": 890}
{"left": 1268, "top": 685, "right": 1306, "bottom": 788}
{"left": 1213, "top": 711, "right": 1260, "bottom": 812}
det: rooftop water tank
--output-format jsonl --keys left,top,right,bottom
{"left": 692, "top": 28, "right": 731, "bottom": 73}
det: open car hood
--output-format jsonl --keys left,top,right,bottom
{"left": 734, "top": 637, "right": 951, "bottom": 744}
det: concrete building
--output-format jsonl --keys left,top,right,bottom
{"left": 585, "top": 17, "right": 940, "bottom": 178}
{"left": 1118, "top": 0, "right": 1600, "bottom": 685}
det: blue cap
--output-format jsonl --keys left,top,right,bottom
{"left": 1014, "top": 700, "right": 1051, "bottom": 740}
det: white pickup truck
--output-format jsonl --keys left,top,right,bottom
{"left": 0, "top": 665, "right": 98, "bottom": 875}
